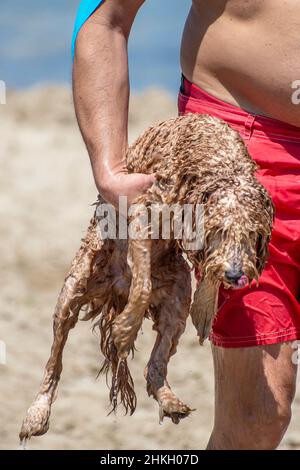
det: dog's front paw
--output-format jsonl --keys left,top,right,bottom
{"left": 19, "top": 394, "right": 51, "bottom": 444}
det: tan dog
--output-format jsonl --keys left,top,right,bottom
{"left": 20, "top": 114, "right": 273, "bottom": 444}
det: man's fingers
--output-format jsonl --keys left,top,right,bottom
{"left": 140, "top": 173, "right": 156, "bottom": 189}
{"left": 148, "top": 173, "right": 156, "bottom": 182}
{"left": 99, "top": 172, "right": 156, "bottom": 210}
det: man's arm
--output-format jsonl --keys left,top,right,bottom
{"left": 73, "top": 0, "right": 155, "bottom": 208}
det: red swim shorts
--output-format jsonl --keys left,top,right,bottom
{"left": 178, "top": 76, "right": 300, "bottom": 348}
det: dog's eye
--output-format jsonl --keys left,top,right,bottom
{"left": 156, "top": 180, "right": 166, "bottom": 190}
{"left": 155, "top": 178, "right": 173, "bottom": 191}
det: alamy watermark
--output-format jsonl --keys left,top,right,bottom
{"left": 0, "top": 80, "right": 6, "bottom": 105}
{"left": 0, "top": 340, "right": 6, "bottom": 365}
{"left": 291, "top": 80, "right": 300, "bottom": 105}
{"left": 96, "top": 197, "right": 205, "bottom": 250}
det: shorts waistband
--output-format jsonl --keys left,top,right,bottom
{"left": 179, "top": 75, "right": 300, "bottom": 143}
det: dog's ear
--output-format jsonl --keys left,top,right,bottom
{"left": 190, "top": 279, "right": 219, "bottom": 345}
{"left": 255, "top": 184, "right": 274, "bottom": 274}
{"left": 256, "top": 231, "right": 270, "bottom": 274}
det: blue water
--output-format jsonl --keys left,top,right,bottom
{"left": 0, "top": 0, "right": 191, "bottom": 93}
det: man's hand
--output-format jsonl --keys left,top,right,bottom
{"left": 99, "top": 170, "right": 156, "bottom": 209}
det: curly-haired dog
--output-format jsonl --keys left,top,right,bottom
{"left": 20, "top": 114, "right": 273, "bottom": 443}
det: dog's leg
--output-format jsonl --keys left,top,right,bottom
{"left": 112, "top": 238, "right": 152, "bottom": 360}
{"left": 19, "top": 219, "right": 109, "bottom": 443}
{"left": 190, "top": 278, "right": 219, "bottom": 345}
{"left": 145, "top": 255, "right": 193, "bottom": 424}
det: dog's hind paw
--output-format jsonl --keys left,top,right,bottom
{"left": 19, "top": 394, "right": 51, "bottom": 441}
{"left": 157, "top": 386, "right": 194, "bottom": 425}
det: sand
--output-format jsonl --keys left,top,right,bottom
{"left": 0, "top": 85, "right": 299, "bottom": 450}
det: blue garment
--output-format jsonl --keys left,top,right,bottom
{"left": 72, "top": 0, "right": 105, "bottom": 59}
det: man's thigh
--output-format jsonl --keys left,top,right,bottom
{"left": 210, "top": 341, "right": 298, "bottom": 449}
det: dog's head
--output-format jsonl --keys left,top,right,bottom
{"left": 193, "top": 177, "right": 274, "bottom": 289}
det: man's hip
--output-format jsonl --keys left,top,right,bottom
{"left": 178, "top": 75, "right": 300, "bottom": 348}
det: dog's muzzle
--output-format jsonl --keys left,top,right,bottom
{"left": 224, "top": 269, "right": 248, "bottom": 289}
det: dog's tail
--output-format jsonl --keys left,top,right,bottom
{"left": 94, "top": 305, "right": 137, "bottom": 416}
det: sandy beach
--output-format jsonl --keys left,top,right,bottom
{"left": 0, "top": 85, "right": 299, "bottom": 450}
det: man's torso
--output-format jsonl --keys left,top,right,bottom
{"left": 180, "top": 0, "right": 300, "bottom": 126}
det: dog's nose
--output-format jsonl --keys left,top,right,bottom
{"left": 225, "top": 269, "right": 244, "bottom": 283}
